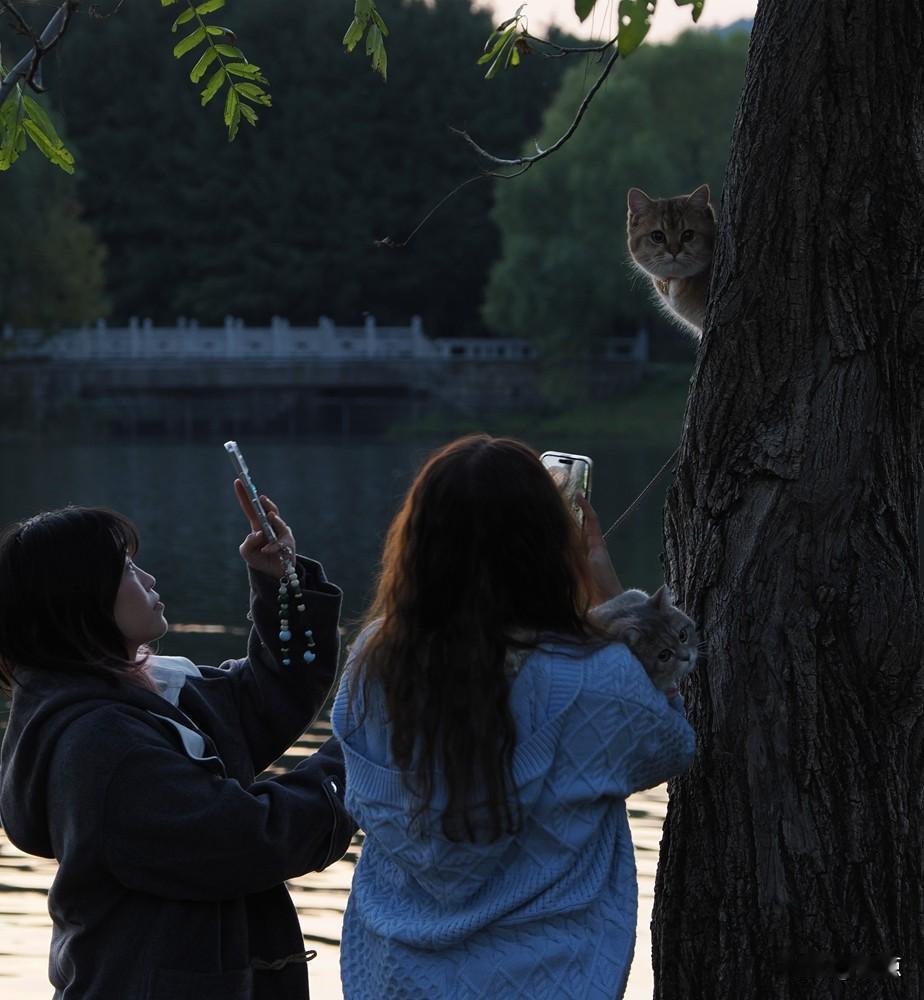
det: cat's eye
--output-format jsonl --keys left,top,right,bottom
{"left": 678, "top": 629, "right": 688, "bottom": 642}
{"left": 681, "top": 230, "right": 695, "bottom": 242}
{"left": 650, "top": 230, "right": 665, "bottom": 243}
{"left": 657, "top": 650, "right": 672, "bottom": 662}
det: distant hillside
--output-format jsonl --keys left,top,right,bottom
{"left": 714, "top": 18, "right": 753, "bottom": 36}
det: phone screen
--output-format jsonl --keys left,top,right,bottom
{"left": 540, "top": 451, "right": 592, "bottom": 526}
{"left": 224, "top": 441, "right": 277, "bottom": 543}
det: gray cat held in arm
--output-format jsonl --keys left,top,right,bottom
{"left": 627, "top": 184, "right": 715, "bottom": 339}
{"left": 590, "top": 584, "right": 699, "bottom": 697}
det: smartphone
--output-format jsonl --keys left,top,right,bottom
{"left": 223, "top": 441, "right": 278, "bottom": 543}
{"left": 540, "top": 451, "right": 592, "bottom": 526}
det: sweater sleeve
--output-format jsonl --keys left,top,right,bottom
{"left": 571, "top": 644, "right": 695, "bottom": 799}
{"left": 102, "top": 735, "right": 357, "bottom": 901}
{"left": 197, "top": 556, "right": 343, "bottom": 775}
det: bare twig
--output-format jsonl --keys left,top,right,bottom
{"left": 89, "top": 0, "right": 127, "bottom": 19}
{"left": 522, "top": 31, "right": 618, "bottom": 59}
{"left": 377, "top": 43, "right": 619, "bottom": 249}
{"left": 0, "top": 1, "right": 77, "bottom": 104}
{"left": 450, "top": 45, "right": 618, "bottom": 168}
{"left": 0, "top": 1, "right": 37, "bottom": 41}
{"left": 375, "top": 173, "right": 489, "bottom": 248}
{"left": 375, "top": 161, "right": 536, "bottom": 248}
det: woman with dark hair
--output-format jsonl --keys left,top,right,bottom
{"left": 332, "top": 434, "right": 695, "bottom": 999}
{"left": 0, "top": 483, "right": 356, "bottom": 1000}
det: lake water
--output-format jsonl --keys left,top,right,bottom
{"left": 0, "top": 436, "right": 678, "bottom": 999}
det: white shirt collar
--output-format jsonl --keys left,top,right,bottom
{"left": 144, "top": 654, "right": 201, "bottom": 707}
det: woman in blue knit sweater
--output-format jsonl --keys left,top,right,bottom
{"left": 332, "top": 434, "right": 695, "bottom": 999}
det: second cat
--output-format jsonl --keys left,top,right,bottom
{"left": 590, "top": 584, "right": 699, "bottom": 696}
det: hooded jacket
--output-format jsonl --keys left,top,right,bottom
{"left": 0, "top": 557, "right": 355, "bottom": 1000}
{"left": 332, "top": 632, "right": 695, "bottom": 1000}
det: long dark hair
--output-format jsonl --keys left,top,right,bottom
{"left": 354, "top": 434, "right": 605, "bottom": 842}
{"left": 0, "top": 506, "right": 153, "bottom": 694}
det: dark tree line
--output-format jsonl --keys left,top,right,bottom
{"left": 6, "top": 0, "right": 572, "bottom": 334}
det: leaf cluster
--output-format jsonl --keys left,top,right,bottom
{"left": 342, "top": 0, "right": 390, "bottom": 80}
{"left": 161, "top": 0, "right": 271, "bottom": 140}
{"left": 0, "top": 79, "right": 74, "bottom": 174}
{"left": 476, "top": 0, "right": 707, "bottom": 79}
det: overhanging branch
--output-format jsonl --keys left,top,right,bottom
{"left": 378, "top": 44, "right": 620, "bottom": 248}
{"left": 521, "top": 31, "right": 618, "bottom": 59}
{"left": 0, "top": 1, "right": 77, "bottom": 105}
{"left": 450, "top": 45, "right": 619, "bottom": 169}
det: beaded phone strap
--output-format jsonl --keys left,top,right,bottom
{"left": 275, "top": 542, "right": 316, "bottom": 667}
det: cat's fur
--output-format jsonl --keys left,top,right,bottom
{"left": 590, "top": 584, "right": 698, "bottom": 695}
{"left": 626, "top": 184, "right": 715, "bottom": 338}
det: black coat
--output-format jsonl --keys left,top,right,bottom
{"left": 0, "top": 557, "right": 356, "bottom": 1000}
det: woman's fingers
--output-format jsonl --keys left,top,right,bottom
{"left": 233, "top": 479, "right": 262, "bottom": 532}
{"left": 258, "top": 494, "right": 280, "bottom": 515}
{"left": 234, "top": 484, "right": 297, "bottom": 572}
{"left": 576, "top": 495, "right": 603, "bottom": 548}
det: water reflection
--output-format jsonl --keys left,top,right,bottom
{"left": 0, "top": 436, "right": 678, "bottom": 999}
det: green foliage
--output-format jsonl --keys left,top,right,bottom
{"left": 483, "top": 29, "right": 749, "bottom": 362}
{"left": 161, "top": 0, "right": 271, "bottom": 141}
{"left": 0, "top": 154, "right": 108, "bottom": 329}
{"left": 0, "top": 79, "right": 74, "bottom": 174}
{"left": 576, "top": 0, "right": 705, "bottom": 23}
{"left": 481, "top": 0, "right": 706, "bottom": 79}
{"left": 575, "top": 0, "right": 598, "bottom": 21}
{"left": 674, "top": 0, "right": 705, "bottom": 23}
{"left": 617, "top": 0, "right": 657, "bottom": 58}
{"left": 478, "top": 5, "right": 527, "bottom": 79}
{"left": 343, "top": 0, "right": 390, "bottom": 80}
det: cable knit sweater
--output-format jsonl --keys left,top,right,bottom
{"left": 331, "top": 634, "right": 695, "bottom": 1000}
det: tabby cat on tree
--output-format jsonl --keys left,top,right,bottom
{"left": 627, "top": 184, "right": 715, "bottom": 338}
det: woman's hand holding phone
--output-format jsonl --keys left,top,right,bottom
{"left": 577, "top": 495, "right": 623, "bottom": 606}
{"left": 234, "top": 479, "right": 297, "bottom": 577}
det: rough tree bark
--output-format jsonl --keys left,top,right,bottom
{"left": 653, "top": 2, "right": 924, "bottom": 997}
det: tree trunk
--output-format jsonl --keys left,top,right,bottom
{"left": 653, "top": 1, "right": 924, "bottom": 997}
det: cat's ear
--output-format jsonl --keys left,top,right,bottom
{"left": 627, "top": 187, "right": 652, "bottom": 220}
{"left": 650, "top": 584, "right": 673, "bottom": 611}
{"left": 686, "top": 184, "right": 711, "bottom": 211}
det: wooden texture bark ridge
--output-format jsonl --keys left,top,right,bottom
{"left": 654, "top": 1, "right": 924, "bottom": 997}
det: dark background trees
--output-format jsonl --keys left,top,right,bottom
{"left": 0, "top": 151, "right": 106, "bottom": 329}
{"left": 25, "top": 0, "right": 574, "bottom": 334}
{"left": 2, "top": 0, "right": 749, "bottom": 353}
